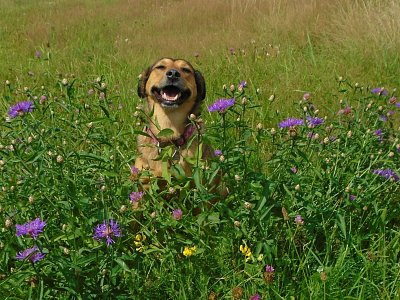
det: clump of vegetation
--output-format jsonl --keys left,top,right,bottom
{"left": 0, "top": 69, "right": 399, "bottom": 298}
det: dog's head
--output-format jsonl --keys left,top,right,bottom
{"left": 138, "top": 58, "right": 205, "bottom": 114}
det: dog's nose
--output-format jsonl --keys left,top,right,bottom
{"left": 166, "top": 69, "right": 181, "bottom": 80}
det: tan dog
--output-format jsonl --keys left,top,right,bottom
{"left": 134, "top": 58, "right": 210, "bottom": 187}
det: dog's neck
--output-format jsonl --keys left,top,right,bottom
{"left": 147, "top": 103, "right": 191, "bottom": 139}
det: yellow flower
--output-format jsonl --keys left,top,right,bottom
{"left": 240, "top": 244, "right": 252, "bottom": 261}
{"left": 134, "top": 233, "right": 147, "bottom": 252}
{"left": 183, "top": 245, "right": 197, "bottom": 257}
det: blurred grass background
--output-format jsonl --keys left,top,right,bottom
{"left": 1, "top": 0, "right": 400, "bottom": 121}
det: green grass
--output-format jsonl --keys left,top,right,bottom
{"left": 1, "top": 0, "right": 400, "bottom": 299}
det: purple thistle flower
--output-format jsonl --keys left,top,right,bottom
{"left": 306, "top": 115, "right": 324, "bottom": 127}
{"left": 379, "top": 115, "right": 388, "bottom": 122}
{"left": 16, "top": 245, "right": 45, "bottom": 263}
{"left": 238, "top": 81, "right": 247, "bottom": 89}
{"left": 371, "top": 87, "right": 389, "bottom": 96}
{"left": 265, "top": 265, "right": 275, "bottom": 273}
{"left": 8, "top": 101, "right": 34, "bottom": 118}
{"left": 374, "top": 129, "right": 383, "bottom": 142}
{"left": 214, "top": 149, "right": 222, "bottom": 156}
{"left": 16, "top": 218, "right": 46, "bottom": 240}
{"left": 88, "top": 89, "right": 95, "bottom": 95}
{"left": 130, "top": 191, "right": 143, "bottom": 203}
{"left": 303, "top": 93, "right": 311, "bottom": 101}
{"left": 278, "top": 117, "right": 304, "bottom": 128}
{"left": 294, "top": 214, "right": 304, "bottom": 225}
{"left": 337, "top": 106, "right": 352, "bottom": 116}
{"left": 290, "top": 166, "right": 297, "bottom": 174}
{"left": 34, "top": 50, "right": 42, "bottom": 58}
{"left": 93, "top": 219, "right": 122, "bottom": 246}
{"left": 131, "top": 166, "right": 140, "bottom": 176}
{"left": 250, "top": 294, "right": 261, "bottom": 300}
{"left": 396, "top": 103, "right": 400, "bottom": 108}
{"left": 208, "top": 98, "right": 235, "bottom": 113}
{"left": 172, "top": 209, "right": 183, "bottom": 220}
{"left": 372, "top": 168, "right": 399, "bottom": 182}
{"left": 229, "top": 47, "right": 235, "bottom": 55}
{"left": 349, "top": 195, "right": 357, "bottom": 201}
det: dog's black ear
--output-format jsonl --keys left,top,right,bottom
{"left": 194, "top": 70, "right": 206, "bottom": 102}
{"left": 137, "top": 67, "right": 152, "bottom": 98}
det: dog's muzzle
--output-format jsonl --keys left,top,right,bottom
{"left": 151, "top": 70, "right": 192, "bottom": 108}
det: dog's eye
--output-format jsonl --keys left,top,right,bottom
{"left": 181, "top": 67, "right": 192, "bottom": 74}
{"left": 155, "top": 65, "right": 166, "bottom": 70}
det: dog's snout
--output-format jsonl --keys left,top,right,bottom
{"left": 166, "top": 69, "right": 181, "bottom": 80}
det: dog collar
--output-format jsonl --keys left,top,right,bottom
{"left": 145, "top": 124, "right": 196, "bottom": 148}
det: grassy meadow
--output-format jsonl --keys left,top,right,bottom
{"left": 1, "top": 0, "right": 400, "bottom": 298}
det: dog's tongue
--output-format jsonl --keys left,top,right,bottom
{"left": 161, "top": 86, "right": 180, "bottom": 101}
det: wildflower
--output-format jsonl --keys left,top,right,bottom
{"left": 294, "top": 215, "right": 304, "bottom": 225}
{"left": 371, "top": 87, "right": 389, "bottom": 96}
{"left": 16, "top": 246, "right": 45, "bottom": 263}
{"left": 172, "top": 209, "right": 183, "bottom": 220}
{"left": 263, "top": 265, "right": 275, "bottom": 283}
{"left": 396, "top": 103, "right": 400, "bottom": 108}
{"left": 250, "top": 294, "right": 261, "bottom": 300}
{"left": 338, "top": 106, "right": 351, "bottom": 116}
{"left": 374, "top": 129, "right": 383, "bottom": 142}
{"left": 349, "top": 195, "right": 357, "bottom": 201}
{"left": 230, "top": 47, "right": 235, "bottom": 55}
{"left": 183, "top": 245, "right": 197, "bottom": 257}
{"left": 99, "top": 92, "right": 105, "bottom": 100}
{"left": 88, "top": 89, "right": 95, "bottom": 95}
{"left": 208, "top": 98, "right": 235, "bottom": 113}
{"left": 130, "top": 166, "right": 140, "bottom": 179}
{"left": 8, "top": 101, "right": 34, "bottom": 118}
{"left": 303, "top": 93, "right": 311, "bottom": 101}
{"left": 34, "top": 50, "right": 42, "bottom": 58}
{"left": 239, "top": 244, "right": 252, "bottom": 260}
{"left": 61, "top": 78, "right": 68, "bottom": 86}
{"left": 93, "top": 219, "right": 122, "bottom": 246}
{"left": 134, "top": 233, "right": 147, "bottom": 252}
{"left": 278, "top": 117, "right": 304, "bottom": 128}
{"left": 379, "top": 115, "right": 388, "bottom": 122}
{"left": 372, "top": 168, "right": 399, "bottom": 182}
{"left": 56, "top": 155, "right": 64, "bottom": 163}
{"left": 238, "top": 80, "right": 247, "bottom": 89}
{"left": 16, "top": 218, "right": 46, "bottom": 240}
{"left": 214, "top": 149, "right": 222, "bottom": 156}
{"left": 130, "top": 191, "right": 143, "bottom": 203}
{"left": 290, "top": 166, "right": 297, "bottom": 174}
{"left": 306, "top": 115, "right": 324, "bottom": 128}
{"left": 234, "top": 220, "right": 241, "bottom": 227}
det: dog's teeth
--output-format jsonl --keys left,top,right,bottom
{"left": 162, "top": 92, "right": 180, "bottom": 101}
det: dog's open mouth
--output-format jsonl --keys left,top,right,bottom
{"left": 152, "top": 85, "right": 191, "bottom": 107}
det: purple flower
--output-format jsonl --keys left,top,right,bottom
{"left": 214, "top": 149, "right": 222, "bottom": 156}
{"left": 130, "top": 191, "right": 143, "bottom": 203}
{"left": 172, "top": 209, "right": 183, "bottom": 220}
{"left": 88, "top": 89, "right": 95, "bottom": 95}
{"left": 16, "top": 218, "right": 46, "bottom": 240}
{"left": 374, "top": 129, "right": 383, "bottom": 142}
{"left": 349, "top": 195, "right": 357, "bottom": 201}
{"left": 290, "top": 166, "right": 297, "bottom": 174}
{"left": 16, "top": 245, "right": 45, "bottom": 263}
{"left": 337, "top": 106, "right": 352, "bottom": 116}
{"left": 250, "top": 294, "right": 261, "bottom": 300}
{"left": 93, "top": 219, "right": 122, "bottom": 246}
{"left": 294, "top": 215, "right": 304, "bottom": 225}
{"left": 371, "top": 87, "right": 389, "bottom": 96}
{"left": 131, "top": 166, "right": 140, "bottom": 176}
{"left": 379, "top": 115, "right": 388, "bottom": 122}
{"left": 238, "top": 81, "right": 247, "bottom": 89}
{"left": 306, "top": 115, "right": 324, "bottom": 127}
{"left": 303, "top": 93, "right": 311, "bottom": 101}
{"left": 208, "top": 98, "right": 235, "bottom": 113}
{"left": 396, "top": 103, "right": 400, "bottom": 108}
{"left": 265, "top": 265, "right": 275, "bottom": 273}
{"left": 278, "top": 117, "right": 304, "bottom": 128}
{"left": 230, "top": 47, "right": 235, "bottom": 55}
{"left": 35, "top": 50, "right": 42, "bottom": 58}
{"left": 8, "top": 101, "right": 34, "bottom": 118}
{"left": 372, "top": 168, "right": 399, "bottom": 182}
